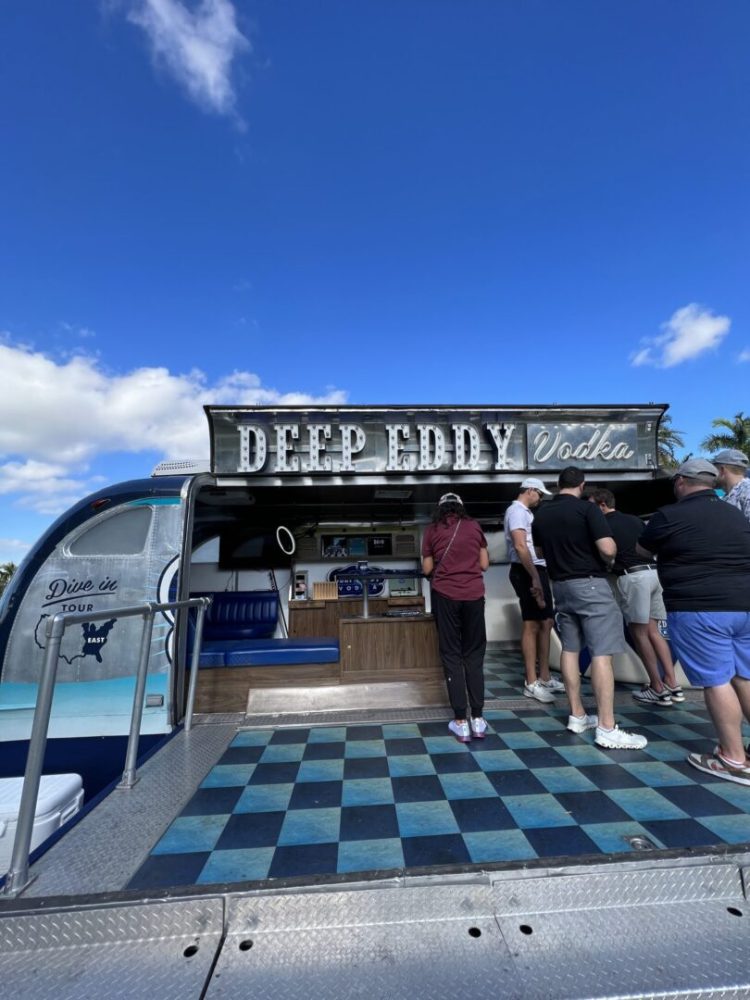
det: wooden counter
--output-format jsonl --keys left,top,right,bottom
{"left": 339, "top": 614, "right": 441, "bottom": 683}
{"left": 289, "top": 596, "right": 424, "bottom": 638}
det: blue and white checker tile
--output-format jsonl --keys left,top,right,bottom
{"left": 128, "top": 701, "right": 750, "bottom": 889}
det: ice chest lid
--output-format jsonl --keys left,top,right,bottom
{"left": 0, "top": 774, "right": 83, "bottom": 821}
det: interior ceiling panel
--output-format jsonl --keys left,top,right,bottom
{"left": 194, "top": 476, "right": 675, "bottom": 535}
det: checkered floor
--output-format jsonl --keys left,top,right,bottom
{"left": 129, "top": 694, "right": 750, "bottom": 889}
{"left": 484, "top": 645, "right": 597, "bottom": 699}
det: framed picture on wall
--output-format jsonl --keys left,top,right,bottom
{"left": 292, "top": 571, "right": 308, "bottom": 600}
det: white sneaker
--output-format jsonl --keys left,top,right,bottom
{"left": 567, "top": 713, "right": 598, "bottom": 734}
{"left": 524, "top": 680, "right": 556, "bottom": 703}
{"left": 470, "top": 717, "right": 488, "bottom": 739}
{"left": 595, "top": 725, "right": 648, "bottom": 750}
{"left": 541, "top": 676, "right": 565, "bottom": 693}
{"left": 448, "top": 719, "right": 471, "bottom": 743}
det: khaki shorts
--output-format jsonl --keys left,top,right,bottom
{"left": 552, "top": 577, "right": 627, "bottom": 657}
{"left": 616, "top": 569, "right": 666, "bottom": 625}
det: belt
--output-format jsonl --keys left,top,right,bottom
{"left": 622, "top": 564, "right": 656, "bottom": 575}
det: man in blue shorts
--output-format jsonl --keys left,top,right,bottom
{"left": 638, "top": 458, "right": 750, "bottom": 785}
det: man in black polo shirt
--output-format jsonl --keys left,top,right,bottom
{"left": 638, "top": 458, "right": 750, "bottom": 785}
{"left": 532, "top": 467, "right": 647, "bottom": 750}
{"left": 591, "top": 488, "right": 682, "bottom": 707}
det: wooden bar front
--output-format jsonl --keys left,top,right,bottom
{"left": 339, "top": 615, "right": 441, "bottom": 683}
{"left": 289, "top": 596, "right": 424, "bottom": 638}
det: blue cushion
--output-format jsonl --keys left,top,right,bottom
{"left": 225, "top": 638, "right": 340, "bottom": 667}
{"left": 188, "top": 592, "right": 339, "bottom": 668}
{"left": 196, "top": 649, "right": 226, "bottom": 668}
{"left": 191, "top": 591, "right": 279, "bottom": 641}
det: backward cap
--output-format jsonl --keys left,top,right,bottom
{"left": 712, "top": 448, "right": 749, "bottom": 468}
{"left": 673, "top": 458, "right": 719, "bottom": 481}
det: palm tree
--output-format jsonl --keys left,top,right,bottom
{"left": 701, "top": 412, "right": 750, "bottom": 455}
{"left": 0, "top": 562, "right": 17, "bottom": 597}
{"left": 657, "top": 414, "right": 685, "bottom": 469}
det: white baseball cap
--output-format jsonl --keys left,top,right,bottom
{"left": 521, "top": 477, "right": 552, "bottom": 495}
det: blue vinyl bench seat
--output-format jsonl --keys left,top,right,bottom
{"left": 221, "top": 637, "right": 339, "bottom": 667}
{"left": 190, "top": 591, "right": 340, "bottom": 668}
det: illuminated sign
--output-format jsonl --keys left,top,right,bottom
{"left": 206, "top": 406, "right": 663, "bottom": 477}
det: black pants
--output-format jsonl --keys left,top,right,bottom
{"left": 431, "top": 590, "right": 487, "bottom": 718}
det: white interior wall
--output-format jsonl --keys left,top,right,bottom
{"left": 187, "top": 532, "right": 691, "bottom": 686}
{"left": 187, "top": 530, "right": 534, "bottom": 645}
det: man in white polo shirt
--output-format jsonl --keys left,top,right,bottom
{"left": 504, "top": 477, "right": 565, "bottom": 702}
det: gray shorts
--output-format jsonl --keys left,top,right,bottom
{"left": 615, "top": 569, "right": 666, "bottom": 625}
{"left": 552, "top": 577, "right": 627, "bottom": 656}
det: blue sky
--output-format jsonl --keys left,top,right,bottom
{"left": 1, "top": 0, "right": 748, "bottom": 564}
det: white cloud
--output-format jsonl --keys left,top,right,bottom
{"left": 0, "top": 538, "right": 31, "bottom": 565}
{"left": 630, "top": 304, "right": 731, "bottom": 368}
{"left": 126, "top": 0, "right": 250, "bottom": 122}
{"left": 738, "top": 348, "right": 750, "bottom": 363}
{"left": 0, "top": 460, "right": 88, "bottom": 497}
{"left": 0, "top": 340, "right": 347, "bottom": 513}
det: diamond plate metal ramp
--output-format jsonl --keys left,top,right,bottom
{"left": 208, "top": 885, "right": 524, "bottom": 999}
{"left": 0, "top": 897, "right": 224, "bottom": 1000}
{"left": 209, "top": 861, "right": 750, "bottom": 1000}
{"left": 491, "top": 863, "right": 750, "bottom": 999}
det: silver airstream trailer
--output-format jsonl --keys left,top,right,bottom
{"left": 0, "top": 403, "right": 672, "bottom": 743}
{"left": 2, "top": 405, "right": 747, "bottom": 1000}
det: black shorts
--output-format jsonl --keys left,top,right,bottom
{"left": 509, "top": 563, "right": 554, "bottom": 621}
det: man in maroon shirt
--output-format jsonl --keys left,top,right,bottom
{"left": 422, "top": 493, "right": 490, "bottom": 742}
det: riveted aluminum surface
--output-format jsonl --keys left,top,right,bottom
{"left": 19, "top": 723, "right": 237, "bottom": 898}
{"left": 497, "top": 900, "right": 750, "bottom": 999}
{"left": 492, "top": 862, "right": 744, "bottom": 914}
{"left": 210, "top": 886, "right": 521, "bottom": 999}
{"left": 0, "top": 897, "right": 223, "bottom": 1000}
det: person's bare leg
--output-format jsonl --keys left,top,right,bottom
{"left": 646, "top": 619, "right": 679, "bottom": 687}
{"left": 703, "top": 683, "right": 746, "bottom": 762}
{"left": 730, "top": 677, "right": 750, "bottom": 759}
{"left": 560, "top": 651, "right": 585, "bottom": 718}
{"left": 589, "top": 655, "right": 615, "bottom": 730}
{"left": 730, "top": 676, "right": 750, "bottom": 726}
{"left": 629, "top": 622, "right": 665, "bottom": 691}
{"left": 537, "top": 620, "right": 553, "bottom": 682}
{"left": 522, "top": 621, "right": 541, "bottom": 685}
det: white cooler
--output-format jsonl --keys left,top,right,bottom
{"left": 0, "top": 773, "right": 84, "bottom": 874}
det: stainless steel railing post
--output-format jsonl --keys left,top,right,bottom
{"left": 117, "top": 606, "right": 156, "bottom": 789}
{"left": 1, "top": 595, "right": 212, "bottom": 897}
{"left": 183, "top": 598, "right": 209, "bottom": 733}
{"left": 3, "top": 614, "right": 67, "bottom": 896}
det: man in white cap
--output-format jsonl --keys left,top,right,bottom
{"left": 504, "top": 477, "right": 565, "bottom": 702}
{"left": 713, "top": 448, "right": 750, "bottom": 522}
{"left": 638, "top": 459, "right": 750, "bottom": 785}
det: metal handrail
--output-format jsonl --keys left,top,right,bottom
{"left": 2, "top": 595, "right": 211, "bottom": 897}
